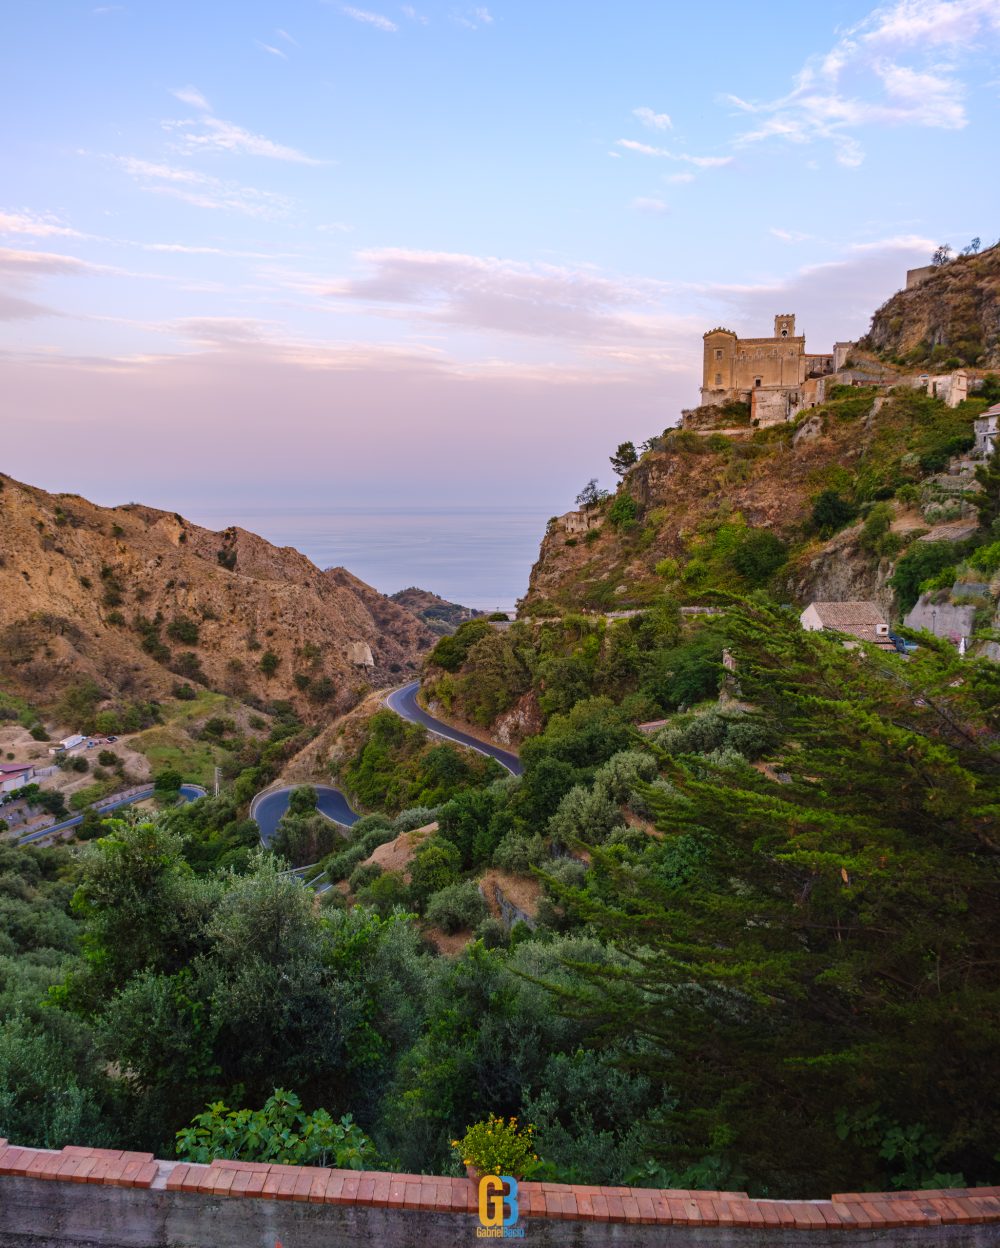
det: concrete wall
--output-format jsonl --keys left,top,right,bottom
{"left": 904, "top": 595, "right": 977, "bottom": 644}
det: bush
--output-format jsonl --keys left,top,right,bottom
{"left": 166, "top": 615, "right": 200, "bottom": 645}
{"left": 409, "top": 839, "right": 461, "bottom": 905}
{"left": 429, "top": 619, "right": 493, "bottom": 672}
{"left": 176, "top": 1089, "right": 374, "bottom": 1169}
{"left": 811, "top": 490, "right": 857, "bottom": 537}
{"left": 452, "top": 1114, "right": 539, "bottom": 1179}
{"left": 424, "top": 880, "right": 487, "bottom": 933}
{"left": 608, "top": 492, "right": 639, "bottom": 531}
{"left": 731, "top": 530, "right": 787, "bottom": 585}
{"left": 348, "top": 862, "right": 383, "bottom": 893}
{"left": 355, "top": 870, "right": 411, "bottom": 915}
{"left": 154, "top": 768, "right": 184, "bottom": 796}
{"left": 493, "top": 831, "right": 547, "bottom": 874}
{"left": 172, "top": 684, "right": 197, "bottom": 701}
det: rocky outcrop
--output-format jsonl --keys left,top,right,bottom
{"left": 0, "top": 475, "right": 434, "bottom": 721}
{"left": 492, "top": 690, "right": 543, "bottom": 746}
{"left": 786, "top": 526, "right": 896, "bottom": 616}
{"left": 859, "top": 242, "right": 1000, "bottom": 369}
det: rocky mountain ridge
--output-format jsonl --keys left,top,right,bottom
{"left": 0, "top": 474, "right": 434, "bottom": 723}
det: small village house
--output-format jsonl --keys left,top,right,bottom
{"left": 800, "top": 601, "right": 896, "bottom": 651}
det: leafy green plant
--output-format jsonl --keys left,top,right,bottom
{"left": 608, "top": 492, "right": 639, "bottom": 531}
{"left": 452, "top": 1114, "right": 539, "bottom": 1177}
{"left": 176, "top": 1089, "right": 375, "bottom": 1168}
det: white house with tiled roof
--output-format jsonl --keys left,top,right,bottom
{"left": 974, "top": 403, "right": 999, "bottom": 459}
{"left": 800, "top": 601, "right": 895, "bottom": 650}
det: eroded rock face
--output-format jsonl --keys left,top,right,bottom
{"left": 0, "top": 474, "right": 434, "bottom": 719}
{"left": 493, "top": 691, "right": 543, "bottom": 746}
{"left": 786, "top": 525, "right": 896, "bottom": 616}
{"left": 860, "top": 242, "right": 1000, "bottom": 369}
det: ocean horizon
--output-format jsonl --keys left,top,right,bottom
{"left": 182, "top": 504, "right": 554, "bottom": 616}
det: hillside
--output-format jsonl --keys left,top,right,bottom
{"left": 859, "top": 242, "right": 1000, "bottom": 369}
{"left": 521, "top": 382, "right": 996, "bottom": 617}
{"left": 0, "top": 474, "right": 434, "bottom": 726}
{"left": 390, "top": 586, "right": 484, "bottom": 635}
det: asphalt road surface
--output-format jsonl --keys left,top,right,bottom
{"left": 16, "top": 784, "right": 207, "bottom": 845}
{"left": 385, "top": 680, "right": 524, "bottom": 776}
{"left": 252, "top": 785, "right": 361, "bottom": 846}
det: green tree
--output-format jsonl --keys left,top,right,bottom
{"left": 546, "top": 599, "right": 1000, "bottom": 1194}
{"left": 972, "top": 443, "right": 1000, "bottom": 532}
{"left": 575, "top": 479, "right": 610, "bottom": 509}
{"left": 259, "top": 651, "right": 281, "bottom": 678}
{"left": 154, "top": 769, "right": 184, "bottom": 797}
{"left": 287, "top": 785, "right": 318, "bottom": 816}
{"left": 408, "top": 839, "right": 461, "bottom": 906}
{"left": 610, "top": 441, "right": 638, "bottom": 477}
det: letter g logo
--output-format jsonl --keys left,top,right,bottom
{"left": 478, "top": 1175, "right": 519, "bottom": 1228}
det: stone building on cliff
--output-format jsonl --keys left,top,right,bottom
{"left": 700, "top": 314, "right": 847, "bottom": 426}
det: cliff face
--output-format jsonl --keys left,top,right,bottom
{"left": 522, "top": 384, "right": 986, "bottom": 616}
{"left": 0, "top": 475, "right": 434, "bottom": 719}
{"left": 859, "top": 243, "right": 1000, "bottom": 369}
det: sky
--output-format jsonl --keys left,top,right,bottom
{"left": 1, "top": 0, "right": 999, "bottom": 576}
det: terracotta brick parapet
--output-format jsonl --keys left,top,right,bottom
{"left": 2, "top": 1141, "right": 1000, "bottom": 1238}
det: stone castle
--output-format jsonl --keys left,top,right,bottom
{"left": 700, "top": 314, "right": 852, "bottom": 426}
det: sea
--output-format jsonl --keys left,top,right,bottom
{"left": 182, "top": 505, "right": 552, "bottom": 616}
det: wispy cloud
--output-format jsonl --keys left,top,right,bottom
{"left": 770, "top": 227, "right": 813, "bottom": 243}
{"left": 316, "top": 247, "right": 690, "bottom": 345}
{"left": 171, "top": 85, "right": 212, "bottom": 111}
{"left": 633, "top": 197, "right": 669, "bottom": 215}
{"left": 0, "top": 247, "right": 96, "bottom": 322}
{"left": 275, "top": 28, "right": 298, "bottom": 45}
{"left": 0, "top": 247, "right": 94, "bottom": 278}
{"left": 632, "top": 106, "right": 672, "bottom": 131}
{"left": 666, "top": 172, "right": 695, "bottom": 184}
{"left": 342, "top": 6, "right": 399, "bottom": 32}
{"left": 401, "top": 4, "right": 429, "bottom": 22}
{"left": 109, "top": 156, "right": 292, "bottom": 219}
{"left": 724, "top": 0, "right": 1000, "bottom": 166}
{"left": 453, "top": 6, "right": 494, "bottom": 28}
{"left": 255, "top": 39, "right": 288, "bottom": 59}
{"left": 0, "top": 210, "right": 86, "bottom": 239}
{"left": 163, "top": 89, "right": 324, "bottom": 164}
{"left": 615, "top": 139, "right": 732, "bottom": 167}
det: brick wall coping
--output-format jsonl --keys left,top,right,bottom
{"left": 2, "top": 1139, "right": 1000, "bottom": 1232}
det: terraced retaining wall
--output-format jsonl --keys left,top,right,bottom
{"left": 2, "top": 1140, "right": 1000, "bottom": 1247}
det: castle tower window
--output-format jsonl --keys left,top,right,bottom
{"left": 780, "top": 329, "right": 788, "bottom": 338}
{"left": 714, "top": 373, "right": 722, "bottom": 386}
{"left": 754, "top": 377, "right": 762, "bottom": 387}
{"left": 715, "top": 348, "right": 723, "bottom": 359}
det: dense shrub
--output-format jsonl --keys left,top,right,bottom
{"left": 424, "top": 881, "right": 487, "bottom": 933}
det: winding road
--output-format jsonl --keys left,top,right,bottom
{"left": 385, "top": 680, "right": 524, "bottom": 776}
{"left": 250, "top": 678, "right": 523, "bottom": 844}
{"left": 17, "top": 784, "right": 207, "bottom": 846}
{"left": 251, "top": 785, "right": 362, "bottom": 847}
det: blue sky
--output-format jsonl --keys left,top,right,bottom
{"left": 2, "top": 0, "right": 998, "bottom": 522}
